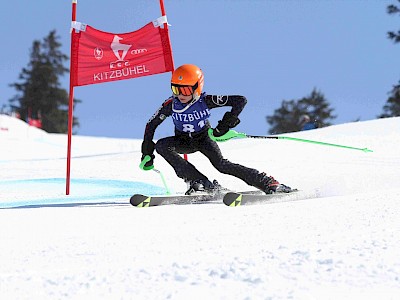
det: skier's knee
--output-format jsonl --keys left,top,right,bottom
{"left": 155, "top": 138, "right": 171, "bottom": 155}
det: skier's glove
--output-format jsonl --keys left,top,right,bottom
{"left": 140, "top": 154, "right": 155, "bottom": 171}
{"left": 140, "top": 140, "right": 155, "bottom": 170}
{"left": 213, "top": 112, "right": 240, "bottom": 137}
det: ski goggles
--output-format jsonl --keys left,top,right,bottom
{"left": 171, "top": 82, "right": 198, "bottom": 96}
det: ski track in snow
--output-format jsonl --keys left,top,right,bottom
{"left": 1, "top": 114, "right": 400, "bottom": 299}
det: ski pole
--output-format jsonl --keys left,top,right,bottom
{"left": 139, "top": 155, "right": 171, "bottom": 195}
{"left": 208, "top": 129, "right": 373, "bottom": 153}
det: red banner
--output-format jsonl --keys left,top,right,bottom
{"left": 71, "top": 21, "right": 173, "bottom": 86}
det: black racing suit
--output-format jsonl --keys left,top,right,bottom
{"left": 143, "top": 93, "right": 265, "bottom": 190}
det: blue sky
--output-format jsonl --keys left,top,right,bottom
{"left": 0, "top": 0, "right": 398, "bottom": 139}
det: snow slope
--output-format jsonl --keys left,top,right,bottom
{"left": 0, "top": 114, "right": 400, "bottom": 299}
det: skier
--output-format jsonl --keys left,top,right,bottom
{"left": 299, "top": 114, "right": 318, "bottom": 131}
{"left": 140, "top": 64, "right": 292, "bottom": 195}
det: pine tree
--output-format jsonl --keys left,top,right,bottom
{"left": 9, "top": 30, "right": 80, "bottom": 133}
{"left": 298, "top": 89, "right": 336, "bottom": 128}
{"left": 380, "top": 2, "right": 400, "bottom": 118}
{"left": 266, "top": 88, "right": 336, "bottom": 134}
{"left": 387, "top": 1, "right": 400, "bottom": 43}
{"left": 266, "top": 99, "right": 302, "bottom": 134}
{"left": 379, "top": 82, "right": 400, "bottom": 118}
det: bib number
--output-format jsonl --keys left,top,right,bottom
{"left": 182, "top": 120, "right": 206, "bottom": 133}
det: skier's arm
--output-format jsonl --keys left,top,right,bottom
{"left": 205, "top": 94, "right": 247, "bottom": 117}
{"left": 141, "top": 98, "right": 172, "bottom": 168}
{"left": 205, "top": 95, "right": 247, "bottom": 137}
{"left": 143, "top": 98, "right": 172, "bottom": 141}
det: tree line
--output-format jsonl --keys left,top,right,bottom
{"left": 267, "top": 1, "right": 400, "bottom": 134}
{"left": 7, "top": 31, "right": 80, "bottom": 133}
{"left": 6, "top": 2, "right": 400, "bottom": 134}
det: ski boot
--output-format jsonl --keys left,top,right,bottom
{"left": 256, "top": 172, "right": 293, "bottom": 194}
{"left": 185, "top": 179, "right": 222, "bottom": 195}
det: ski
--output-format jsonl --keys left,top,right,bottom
{"left": 223, "top": 190, "right": 319, "bottom": 207}
{"left": 130, "top": 190, "right": 264, "bottom": 207}
{"left": 129, "top": 192, "right": 220, "bottom": 207}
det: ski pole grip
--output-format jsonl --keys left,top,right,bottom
{"left": 139, "top": 155, "right": 154, "bottom": 171}
{"left": 208, "top": 129, "right": 247, "bottom": 142}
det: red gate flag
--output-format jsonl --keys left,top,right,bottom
{"left": 70, "top": 17, "right": 173, "bottom": 87}
{"left": 66, "top": 0, "right": 175, "bottom": 195}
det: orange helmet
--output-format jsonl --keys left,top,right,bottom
{"left": 171, "top": 64, "right": 204, "bottom": 100}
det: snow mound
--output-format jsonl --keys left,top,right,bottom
{"left": 0, "top": 114, "right": 46, "bottom": 140}
{"left": 1, "top": 116, "right": 400, "bottom": 299}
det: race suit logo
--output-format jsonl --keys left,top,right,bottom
{"left": 212, "top": 95, "right": 228, "bottom": 106}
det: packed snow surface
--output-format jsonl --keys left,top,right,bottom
{"left": 1, "top": 114, "right": 400, "bottom": 299}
